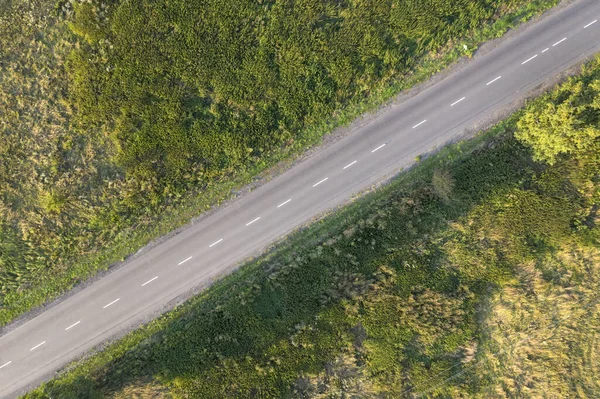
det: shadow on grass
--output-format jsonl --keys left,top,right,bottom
{"left": 35, "top": 127, "right": 538, "bottom": 398}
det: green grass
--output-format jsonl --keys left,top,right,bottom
{"left": 28, "top": 112, "right": 520, "bottom": 399}
{"left": 0, "top": 0, "right": 561, "bottom": 327}
{"left": 24, "top": 55, "right": 600, "bottom": 398}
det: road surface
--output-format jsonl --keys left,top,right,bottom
{"left": 1, "top": 0, "right": 600, "bottom": 396}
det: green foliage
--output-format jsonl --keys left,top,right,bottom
{"left": 21, "top": 50, "right": 600, "bottom": 398}
{"left": 516, "top": 61, "right": 600, "bottom": 165}
{"left": 64, "top": 0, "right": 515, "bottom": 187}
{"left": 38, "top": 189, "right": 69, "bottom": 214}
{"left": 432, "top": 168, "right": 455, "bottom": 202}
{"left": 0, "top": 222, "right": 43, "bottom": 298}
{"left": 5, "top": 1, "right": 597, "bottom": 397}
{"left": 23, "top": 68, "right": 600, "bottom": 397}
{"left": 0, "top": 0, "right": 559, "bottom": 327}
{"left": 30, "top": 376, "right": 103, "bottom": 399}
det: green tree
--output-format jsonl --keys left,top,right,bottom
{"left": 516, "top": 72, "right": 600, "bottom": 165}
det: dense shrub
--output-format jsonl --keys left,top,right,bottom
{"left": 66, "top": 0, "right": 513, "bottom": 187}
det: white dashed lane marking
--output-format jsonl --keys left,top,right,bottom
{"left": 486, "top": 76, "right": 502, "bottom": 86}
{"left": 2, "top": 8, "right": 593, "bottom": 386}
{"left": 277, "top": 199, "right": 291, "bottom": 208}
{"left": 245, "top": 217, "right": 260, "bottom": 226}
{"left": 312, "top": 177, "right": 328, "bottom": 187}
{"left": 141, "top": 276, "right": 158, "bottom": 287}
{"left": 343, "top": 160, "right": 357, "bottom": 170}
{"left": 209, "top": 239, "right": 223, "bottom": 248}
{"left": 65, "top": 321, "right": 80, "bottom": 331}
{"left": 521, "top": 54, "right": 538, "bottom": 65}
{"left": 30, "top": 341, "right": 46, "bottom": 352}
{"left": 412, "top": 120, "right": 427, "bottom": 129}
{"left": 553, "top": 37, "right": 567, "bottom": 46}
{"left": 103, "top": 298, "right": 120, "bottom": 309}
{"left": 371, "top": 144, "right": 386, "bottom": 153}
{"left": 450, "top": 97, "right": 465, "bottom": 107}
{"left": 178, "top": 256, "right": 192, "bottom": 265}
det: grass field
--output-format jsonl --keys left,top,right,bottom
{"left": 24, "top": 57, "right": 600, "bottom": 399}
{"left": 0, "top": 0, "right": 561, "bottom": 326}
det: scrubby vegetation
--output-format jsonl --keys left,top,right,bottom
{"left": 64, "top": 0, "right": 528, "bottom": 183}
{"left": 25, "top": 57, "right": 600, "bottom": 398}
{"left": 0, "top": 0, "right": 560, "bottom": 325}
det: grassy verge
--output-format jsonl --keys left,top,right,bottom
{"left": 0, "top": 0, "right": 561, "bottom": 327}
{"left": 25, "top": 56, "right": 600, "bottom": 397}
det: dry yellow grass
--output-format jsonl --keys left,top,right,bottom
{"left": 474, "top": 244, "right": 600, "bottom": 398}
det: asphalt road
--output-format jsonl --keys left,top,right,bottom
{"left": 2, "top": 1, "right": 600, "bottom": 396}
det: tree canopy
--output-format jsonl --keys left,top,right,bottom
{"left": 516, "top": 71, "right": 600, "bottom": 165}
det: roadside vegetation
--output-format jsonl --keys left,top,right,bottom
{"left": 24, "top": 56, "right": 600, "bottom": 399}
{"left": 0, "top": 0, "right": 560, "bottom": 325}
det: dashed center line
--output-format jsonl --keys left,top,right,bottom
{"left": 65, "top": 321, "right": 80, "bottom": 331}
{"left": 0, "top": 8, "right": 594, "bottom": 386}
{"left": 450, "top": 97, "right": 465, "bottom": 107}
{"left": 371, "top": 143, "right": 386, "bottom": 153}
{"left": 103, "top": 298, "right": 120, "bottom": 309}
{"left": 553, "top": 37, "right": 567, "bottom": 46}
{"left": 343, "top": 160, "right": 357, "bottom": 170}
{"left": 141, "top": 276, "right": 158, "bottom": 287}
{"left": 412, "top": 120, "right": 427, "bottom": 129}
{"left": 209, "top": 238, "right": 223, "bottom": 248}
{"left": 30, "top": 341, "right": 46, "bottom": 351}
{"left": 178, "top": 256, "right": 192, "bottom": 265}
{"left": 486, "top": 76, "right": 502, "bottom": 85}
{"left": 245, "top": 217, "right": 260, "bottom": 226}
{"left": 277, "top": 199, "right": 291, "bottom": 208}
{"left": 312, "top": 177, "right": 328, "bottom": 187}
{"left": 521, "top": 54, "right": 538, "bottom": 65}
